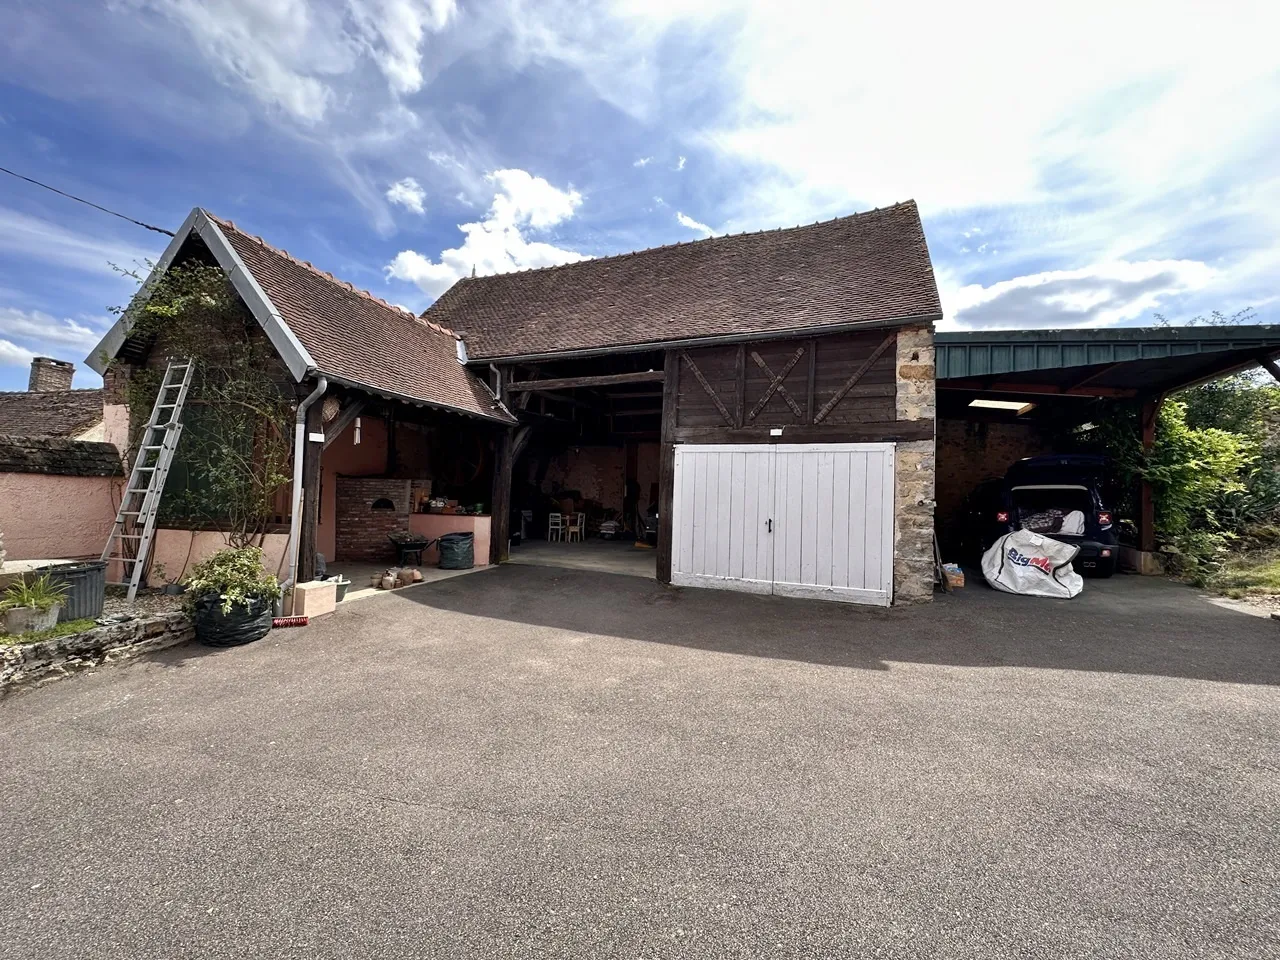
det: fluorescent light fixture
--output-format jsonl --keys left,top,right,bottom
{"left": 969, "top": 399, "right": 1036, "bottom": 415}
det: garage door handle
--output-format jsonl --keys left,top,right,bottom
{"left": 766, "top": 518, "right": 773, "bottom": 533}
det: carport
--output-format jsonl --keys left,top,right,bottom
{"left": 934, "top": 324, "right": 1280, "bottom": 566}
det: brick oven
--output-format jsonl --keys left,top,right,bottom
{"left": 334, "top": 477, "right": 411, "bottom": 562}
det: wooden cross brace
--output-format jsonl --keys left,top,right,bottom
{"left": 748, "top": 347, "right": 806, "bottom": 421}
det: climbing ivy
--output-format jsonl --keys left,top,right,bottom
{"left": 106, "top": 260, "right": 295, "bottom": 547}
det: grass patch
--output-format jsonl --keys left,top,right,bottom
{"left": 1207, "top": 547, "right": 1280, "bottom": 598}
{"left": 0, "top": 618, "right": 99, "bottom": 646}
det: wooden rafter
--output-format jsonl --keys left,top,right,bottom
{"left": 321, "top": 398, "right": 366, "bottom": 450}
{"left": 680, "top": 351, "right": 734, "bottom": 425}
{"left": 506, "top": 370, "right": 664, "bottom": 392}
{"left": 814, "top": 332, "right": 897, "bottom": 423}
{"left": 748, "top": 347, "right": 805, "bottom": 421}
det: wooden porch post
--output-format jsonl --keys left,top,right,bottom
{"left": 1138, "top": 395, "right": 1163, "bottom": 554}
{"left": 297, "top": 399, "right": 324, "bottom": 582}
{"left": 491, "top": 426, "right": 514, "bottom": 564}
{"left": 656, "top": 349, "right": 679, "bottom": 583}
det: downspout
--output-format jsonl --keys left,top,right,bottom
{"left": 285, "top": 375, "right": 328, "bottom": 591}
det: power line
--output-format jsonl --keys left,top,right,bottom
{"left": 0, "top": 165, "right": 175, "bottom": 237}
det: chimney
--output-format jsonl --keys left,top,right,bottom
{"left": 29, "top": 357, "right": 75, "bottom": 392}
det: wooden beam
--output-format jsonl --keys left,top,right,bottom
{"left": 656, "top": 350, "right": 678, "bottom": 584}
{"left": 814, "top": 332, "right": 897, "bottom": 422}
{"left": 297, "top": 399, "right": 325, "bottom": 581}
{"left": 806, "top": 338, "right": 817, "bottom": 424}
{"left": 1259, "top": 356, "right": 1280, "bottom": 385}
{"left": 609, "top": 408, "right": 662, "bottom": 417}
{"left": 321, "top": 398, "right": 366, "bottom": 451}
{"left": 734, "top": 343, "right": 746, "bottom": 428}
{"left": 680, "top": 351, "right": 734, "bottom": 425}
{"left": 1064, "top": 362, "right": 1123, "bottom": 393}
{"left": 748, "top": 347, "right": 805, "bottom": 420}
{"left": 510, "top": 425, "right": 532, "bottom": 465}
{"left": 672, "top": 419, "right": 935, "bottom": 444}
{"left": 507, "top": 370, "right": 664, "bottom": 392}
{"left": 939, "top": 379, "right": 1136, "bottom": 398}
{"left": 490, "top": 428, "right": 514, "bottom": 564}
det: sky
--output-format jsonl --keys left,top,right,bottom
{"left": 0, "top": 0, "right": 1278, "bottom": 391}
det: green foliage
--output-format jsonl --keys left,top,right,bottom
{"left": 1181, "top": 372, "right": 1280, "bottom": 440}
{"left": 0, "top": 618, "right": 98, "bottom": 646}
{"left": 182, "top": 546, "right": 282, "bottom": 615}
{"left": 1088, "top": 398, "right": 1257, "bottom": 582}
{"left": 0, "top": 574, "right": 69, "bottom": 613}
{"left": 108, "top": 260, "right": 295, "bottom": 547}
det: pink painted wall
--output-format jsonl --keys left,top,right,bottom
{"left": 146, "top": 530, "right": 290, "bottom": 586}
{"left": 407, "top": 514, "right": 490, "bottom": 566}
{"left": 0, "top": 473, "right": 121, "bottom": 561}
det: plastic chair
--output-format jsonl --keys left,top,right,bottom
{"left": 547, "top": 513, "right": 564, "bottom": 542}
{"left": 566, "top": 512, "right": 585, "bottom": 543}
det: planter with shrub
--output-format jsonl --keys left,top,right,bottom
{"left": 1, "top": 574, "right": 68, "bottom": 636}
{"left": 183, "top": 547, "right": 282, "bottom": 647}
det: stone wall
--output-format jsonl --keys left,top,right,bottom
{"left": 893, "top": 325, "right": 936, "bottom": 605}
{"left": 334, "top": 477, "right": 411, "bottom": 562}
{"left": 1, "top": 612, "right": 193, "bottom": 694}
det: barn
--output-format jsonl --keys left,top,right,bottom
{"left": 429, "top": 200, "right": 942, "bottom": 605}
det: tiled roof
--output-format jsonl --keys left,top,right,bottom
{"left": 0, "top": 390, "right": 103, "bottom": 438}
{"left": 208, "top": 215, "right": 513, "bottom": 423}
{"left": 425, "top": 200, "right": 942, "bottom": 361}
{"left": 0, "top": 436, "right": 122, "bottom": 477}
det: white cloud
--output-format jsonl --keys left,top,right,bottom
{"left": 487, "top": 169, "right": 583, "bottom": 229}
{"left": 676, "top": 211, "right": 712, "bottom": 236}
{"left": 942, "top": 259, "right": 1215, "bottom": 331}
{"left": 0, "top": 339, "right": 36, "bottom": 368}
{"left": 675, "top": 155, "right": 686, "bottom": 171}
{"left": 0, "top": 308, "right": 110, "bottom": 350}
{"left": 386, "top": 169, "right": 588, "bottom": 298}
{"left": 348, "top": 0, "right": 458, "bottom": 95}
{"left": 385, "top": 176, "right": 427, "bottom": 214}
{"left": 141, "top": 0, "right": 457, "bottom": 123}
{"left": 634, "top": 156, "right": 653, "bottom": 167}
{"left": 0, "top": 208, "right": 160, "bottom": 277}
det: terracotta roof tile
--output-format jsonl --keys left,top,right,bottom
{"left": 425, "top": 201, "right": 942, "bottom": 360}
{"left": 207, "top": 216, "right": 512, "bottom": 423}
{"left": 0, "top": 390, "right": 104, "bottom": 438}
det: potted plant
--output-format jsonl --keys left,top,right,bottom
{"left": 183, "top": 546, "right": 282, "bottom": 647}
{"left": 1, "top": 574, "right": 68, "bottom": 636}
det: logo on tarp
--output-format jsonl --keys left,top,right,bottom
{"left": 1007, "top": 547, "right": 1052, "bottom": 574}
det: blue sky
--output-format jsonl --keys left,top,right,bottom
{"left": 1, "top": 0, "right": 1278, "bottom": 391}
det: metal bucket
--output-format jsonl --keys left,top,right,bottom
{"left": 38, "top": 560, "right": 106, "bottom": 622}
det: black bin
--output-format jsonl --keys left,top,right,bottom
{"left": 437, "top": 532, "right": 475, "bottom": 570}
{"left": 39, "top": 560, "right": 107, "bottom": 622}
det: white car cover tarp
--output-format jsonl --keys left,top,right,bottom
{"left": 982, "top": 529, "right": 1084, "bottom": 599}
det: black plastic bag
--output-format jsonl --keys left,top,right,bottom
{"left": 193, "top": 594, "right": 273, "bottom": 647}
{"left": 438, "top": 532, "right": 475, "bottom": 570}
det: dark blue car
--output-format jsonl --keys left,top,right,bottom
{"left": 968, "top": 454, "right": 1119, "bottom": 577}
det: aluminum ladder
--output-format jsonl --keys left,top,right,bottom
{"left": 102, "top": 360, "right": 195, "bottom": 601}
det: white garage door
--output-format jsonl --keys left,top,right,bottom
{"left": 671, "top": 443, "right": 896, "bottom": 605}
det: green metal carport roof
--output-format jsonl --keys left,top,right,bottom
{"left": 936, "top": 325, "right": 1280, "bottom": 400}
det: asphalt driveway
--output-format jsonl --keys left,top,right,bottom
{"left": 2, "top": 566, "right": 1277, "bottom": 959}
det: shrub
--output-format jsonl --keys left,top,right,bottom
{"left": 0, "top": 574, "right": 69, "bottom": 612}
{"left": 182, "top": 546, "right": 282, "bottom": 615}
